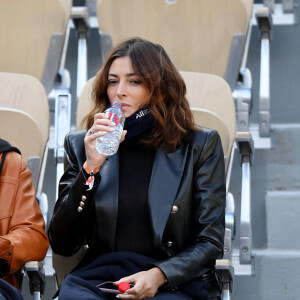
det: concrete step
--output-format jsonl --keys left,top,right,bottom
{"left": 233, "top": 248, "right": 300, "bottom": 300}
{"left": 266, "top": 190, "right": 300, "bottom": 249}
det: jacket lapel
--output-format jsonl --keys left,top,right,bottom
{"left": 148, "top": 145, "right": 189, "bottom": 247}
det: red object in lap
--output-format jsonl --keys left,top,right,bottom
{"left": 118, "top": 282, "right": 131, "bottom": 293}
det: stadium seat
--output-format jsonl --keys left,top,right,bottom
{"left": 0, "top": 0, "right": 72, "bottom": 95}
{"left": 97, "top": 0, "right": 251, "bottom": 78}
{"left": 183, "top": 70, "right": 254, "bottom": 270}
{"left": 0, "top": 108, "right": 43, "bottom": 171}
{"left": 179, "top": 72, "right": 236, "bottom": 170}
{"left": 181, "top": 71, "right": 254, "bottom": 298}
{"left": 0, "top": 72, "right": 49, "bottom": 192}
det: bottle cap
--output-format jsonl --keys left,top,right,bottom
{"left": 112, "top": 101, "right": 122, "bottom": 109}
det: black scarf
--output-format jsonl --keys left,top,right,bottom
{"left": 104, "top": 104, "right": 155, "bottom": 141}
{"left": 123, "top": 107, "right": 155, "bottom": 140}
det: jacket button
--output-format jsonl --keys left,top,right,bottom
{"left": 83, "top": 244, "right": 89, "bottom": 250}
{"left": 171, "top": 205, "right": 178, "bottom": 214}
{"left": 167, "top": 241, "right": 173, "bottom": 247}
{"left": 81, "top": 195, "right": 87, "bottom": 201}
{"left": 77, "top": 206, "right": 83, "bottom": 212}
{"left": 80, "top": 201, "right": 85, "bottom": 207}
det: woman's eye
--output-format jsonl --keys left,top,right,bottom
{"left": 108, "top": 79, "right": 118, "bottom": 85}
{"left": 130, "top": 80, "right": 141, "bottom": 85}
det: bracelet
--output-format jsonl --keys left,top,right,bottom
{"left": 83, "top": 161, "right": 101, "bottom": 189}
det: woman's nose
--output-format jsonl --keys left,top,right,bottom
{"left": 116, "top": 81, "right": 127, "bottom": 97}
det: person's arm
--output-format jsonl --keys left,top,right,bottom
{"left": 0, "top": 154, "right": 49, "bottom": 277}
{"left": 49, "top": 115, "right": 126, "bottom": 256}
{"left": 48, "top": 133, "right": 102, "bottom": 256}
{"left": 153, "top": 130, "right": 226, "bottom": 288}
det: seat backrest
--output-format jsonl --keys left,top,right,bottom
{"left": 241, "top": 0, "right": 254, "bottom": 22}
{"left": 76, "top": 77, "right": 94, "bottom": 131}
{"left": 0, "top": 108, "right": 42, "bottom": 164}
{"left": 97, "top": 0, "right": 252, "bottom": 78}
{"left": 180, "top": 71, "right": 236, "bottom": 169}
{"left": 0, "top": 0, "right": 72, "bottom": 93}
{"left": 0, "top": 72, "right": 50, "bottom": 178}
{"left": 192, "top": 108, "right": 230, "bottom": 162}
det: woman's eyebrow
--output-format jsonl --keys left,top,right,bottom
{"left": 108, "top": 72, "right": 138, "bottom": 77}
{"left": 108, "top": 73, "right": 118, "bottom": 77}
{"left": 126, "top": 73, "right": 138, "bottom": 77}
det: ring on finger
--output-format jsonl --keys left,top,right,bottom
{"left": 89, "top": 130, "right": 94, "bottom": 135}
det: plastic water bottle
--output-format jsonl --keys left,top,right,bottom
{"left": 95, "top": 101, "right": 125, "bottom": 156}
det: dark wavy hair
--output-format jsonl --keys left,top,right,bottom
{"left": 83, "top": 37, "right": 195, "bottom": 152}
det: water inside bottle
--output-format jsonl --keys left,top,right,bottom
{"left": 95, "top": 102, "right": 125, "bottom": 156}
{"left": 95, "top": 124, "right": 123, "bottom": 156}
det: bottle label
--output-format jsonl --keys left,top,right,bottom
{"left": 106, "top": 112, "right": 124, "bottom": 126}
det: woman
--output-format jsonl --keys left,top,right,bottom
{"left": 49, "top": 38, "right": 225, "bottom": 300}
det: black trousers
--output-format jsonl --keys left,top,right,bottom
{"left": 58, "top": 252, "right": 217, "bottom": 300}
{"left": 58, "top": 273, "right": 194, "bottom": 300}
{"left": 0, "top": 278, "right": 23, "bottom": 300}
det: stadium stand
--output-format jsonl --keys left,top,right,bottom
{"left": 1, "top": 1, "right": 298, "bottom": 299}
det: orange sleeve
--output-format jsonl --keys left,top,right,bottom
{"left": 0, "top": 153, "right": 49, "bottom": 275}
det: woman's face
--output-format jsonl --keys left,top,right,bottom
{"left": 106, "top": 56, "right": 151, "bottom": 117}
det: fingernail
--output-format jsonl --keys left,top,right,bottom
{"left": 116, "top": 296, "right": 120, "bottom": 299}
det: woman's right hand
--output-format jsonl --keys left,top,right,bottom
{"left": 84, "top": 112, "right": 127, "bottom": 169}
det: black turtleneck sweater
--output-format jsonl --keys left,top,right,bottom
{"left": 114, "top": 133, "right": 157, "bottom": 258}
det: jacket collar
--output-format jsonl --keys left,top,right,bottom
{"left": 94, "top": 144, "right": 189, "bottom": 250}
{"left": 0, "top": 139, "right": 21, "bottom": 155}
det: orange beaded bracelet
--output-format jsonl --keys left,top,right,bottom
{"left": 83, "top": 161, "right": 101, "bottom": 189}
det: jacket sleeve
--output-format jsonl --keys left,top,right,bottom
{"left": 153, "top": 130, "right": 226, "bottom": 287}
{"left": 48, "top": 133, "right": 100, "bottom": 256}
{"left": 0, "top": 154, "right": 49, "bottom": 277}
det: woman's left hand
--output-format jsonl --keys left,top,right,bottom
{"left": 114, "top": 267, "right": 166, "bottom": 299}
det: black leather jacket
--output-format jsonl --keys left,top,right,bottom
{"left": 48, "top": 128, "right": 225, "bottom": 288}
